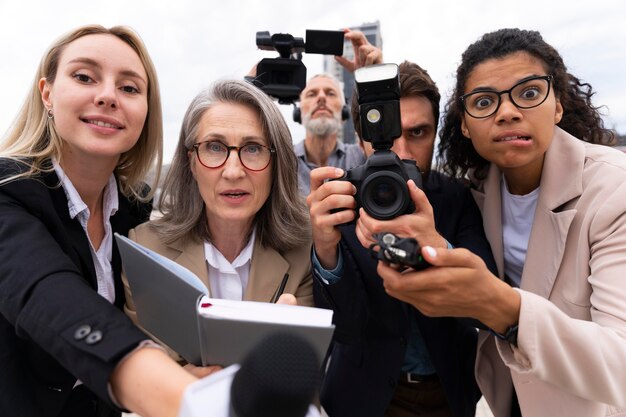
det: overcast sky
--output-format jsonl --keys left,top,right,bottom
{"left": 1, "top": 0, "right": 624, "bottom": 162}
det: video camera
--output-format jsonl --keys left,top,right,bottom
{"left": 334, "top": 63, "right": 423, "bottom": 220}
{"left": 253, "top": 30, "right": 344, "bottom": 104}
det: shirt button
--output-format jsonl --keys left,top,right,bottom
{"left": 85, "top": 330, "right": 103, "bottom": 345}
{"left": 74, "top": 325, "right": 91, "bottom": 340}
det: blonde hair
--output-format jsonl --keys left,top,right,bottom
{"left": 153, "top": 79, "right": 310, "bottom": 252}
{"left": 0, "top": 24, "right": 162, "bottom": 200}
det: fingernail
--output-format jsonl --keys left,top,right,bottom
{"left": 425, "top": 246, "right": 437, "bottom": 258}
{"left": 408, "top": 179, "right": 417, "bottom": 190}
{"left": 335, "top": 168, "right": 344, "bottom": 177}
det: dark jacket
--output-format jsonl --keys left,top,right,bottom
{"left": 314, "top": 171, "right": 497, "bottom": 417}
{"left": 0, "top": 159, "right": 151, "bottom": 417}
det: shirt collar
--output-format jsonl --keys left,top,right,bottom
{"left": 204, "top": 228, "right": 256, "bottom": 272}
{"left": 52, "top": 158, "right": 119, "bottom": 220}
{"left": 294, "top": 139, "right": 345, "bottom": 162}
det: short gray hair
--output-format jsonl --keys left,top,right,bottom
{"left": 153, "top": 79, "right": 310, "bottom": 251}
{"left": 305, "top": 73, "right": 346, "bottom": 103}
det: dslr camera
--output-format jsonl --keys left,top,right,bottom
{"left": 334, "top": 63, "right": 422, "bottom": 220}
{"left": 253, "top": 30, "right": 344, "bottom": 104}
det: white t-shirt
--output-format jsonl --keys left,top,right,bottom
{"left": 501, "top": 177, "right": 539, "bottom": 287}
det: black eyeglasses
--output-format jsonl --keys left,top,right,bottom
{"left": 191, "top": 141, "right": 275, "bottom": 171}
{"left": 460, "top": 75, "right": 553, "bottom": 119}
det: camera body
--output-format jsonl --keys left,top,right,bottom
{"left": 340, "top": 150, "right": 422, "bottom": 220}
{"left": 253, "top": 30, "right": 344, "bottom": 104}
{"left": 335, "top": 63, "right": 423, "bottom": 220}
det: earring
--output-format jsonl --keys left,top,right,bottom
{"left": 47, "top": 108, "right": 54, "bottom": 120}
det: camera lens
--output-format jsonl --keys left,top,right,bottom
{"left": 360, "top": 171, "right": 410, "bottom": 220}
{"left": 371, "top": 182, "right": 397, "bottom": 207}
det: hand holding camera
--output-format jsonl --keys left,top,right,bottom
{"left": 353, "top": 181, "right": 447, "bottom": 259}
{"left": 308, "top": 63, "right": 447, "bottom": 271}
{"left": 369, "top": 232, "right": 430, "bottom": 271}
{"left": 328, "top": 63, "right": 423, "bottom": 222}
{"left": 253, "top": 30, "right": 344, "bottom": 104}
{"left": 307, "top": 166, "right": 357, "bottom": 270}
{"left": 335, "top": 29, "right": 383, "bottom": 73}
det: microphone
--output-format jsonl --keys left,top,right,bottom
{"left": 230, "top": 332, "right": 320, "bottom": 417}
{"left": 178, "top": 332, "right": 321, "bottom": 417}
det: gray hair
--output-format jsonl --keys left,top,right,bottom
{"left": 153, "top": 79, "right": 310, "bottom": 252}
{"left": 305, "top": 73, "right": 346, "bottom": 103}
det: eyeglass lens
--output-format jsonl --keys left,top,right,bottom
{"left": 462, "top": 76, "right": 551, "bottom": 118}
{"left": 195, "top": 141, "right": 272, "bottom": 170}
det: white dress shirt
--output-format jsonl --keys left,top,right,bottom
{"left": 53, "top": 160, "right": 118, "bottom": 303}
{"left": 204, "top": 229, "right": 256, "bottom": 301}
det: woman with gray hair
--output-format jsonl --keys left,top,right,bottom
{"left": 123, "top": 79, "right": 313, "bottom": 357}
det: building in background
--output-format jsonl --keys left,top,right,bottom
{"left": 324, "top": 21, "right": 382, "bottom": 144}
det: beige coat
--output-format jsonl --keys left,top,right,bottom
{"left": 471, "top": 127, "right": 626, "bottom": 417}
{"left": 122, "top": 222, "right": 314, "bottom": 358}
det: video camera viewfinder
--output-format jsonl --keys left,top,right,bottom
{"left": 253, "top": 30, "right": 344, "bottom": 104}
{"left": 304, "top": 30, "right": 344, "bottom": 55}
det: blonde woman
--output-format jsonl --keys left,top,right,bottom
{"left": 0, "top": 25, "right": 202, "bottom": 417}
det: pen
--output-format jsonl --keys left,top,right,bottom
{"left": 271, "top": 273, "right": 289, "bottom": 303}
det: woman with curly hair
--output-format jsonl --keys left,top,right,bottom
{"left": 376, "top": 28, "right": 626, "bottom": 417}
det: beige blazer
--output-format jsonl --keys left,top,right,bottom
{"left": 122, "top": 222, "right": 314, "bottom": 356}
{"left": 471, "top": 128, "right": 626, "bottom": 417}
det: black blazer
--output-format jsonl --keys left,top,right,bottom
{"left": 0, "top": 159, "right": 151, "bottom": 417}
{"left": 314, "top": 171, "right": 497, "bottom": 417}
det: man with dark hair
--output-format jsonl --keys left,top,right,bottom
{"left": 307, "top": 61, "right": 496, "bottom": 417}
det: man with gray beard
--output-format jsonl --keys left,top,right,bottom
{"left": 294, "top": 29, "right": 382, "bottom": 195}
{"left": 294, "top": 73, "right": 365, "bottom": 195}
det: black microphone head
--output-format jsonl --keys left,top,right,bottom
{"left": 230, "top": 332, "right": 320, "bottom": 417}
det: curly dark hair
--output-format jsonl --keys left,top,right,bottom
{"left": 437, "top": 28, "right": 615, "bottom": 180}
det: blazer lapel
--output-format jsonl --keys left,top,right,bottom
{"left": 110, "top": 195, "right": 134, "bottom": 308}
{"left": 520, "top": 128, "right": 582, "bottom": 298}
{"left": 46, "top": 172, "right": 98, "bottom": 288}
{"left": 472, "top": 164, "right": 505, "bottom": 279}
{"left": 245, "top": 239, "right": 289, "bottom": 302}
{"left": 170, "top": 238, "right": 212, "bottom": 296}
